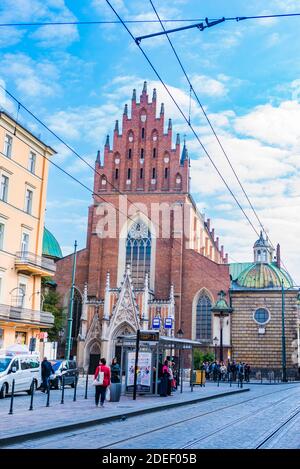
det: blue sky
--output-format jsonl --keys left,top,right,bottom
{"left": 1, "top": 0, "right": 300, "bottom": 282}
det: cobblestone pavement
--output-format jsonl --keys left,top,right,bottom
{"left": 2, "top": 382, "right": 299, "bottom": 449}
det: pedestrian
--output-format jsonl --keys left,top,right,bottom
{"left": 245, "top": 363, "right": 251, "bottom": 382}
{"left": 94, "top": 358, "right": 111, "bottom": 407}
{"left": 232, "top": 361, "right": 237, "bottom": 381}
{"left": 220, "top": 362, "right": 227, "bottom": 381}
{"left": 41, "top": 357, "right": 54, "bottom": 392}
{"left": 159, "top": 360, "right": 170, "bottom": 397}
{"left": 167, "top": 361, "right": 174, "bottom": 395}
{"left": 110, "top": 357, "right": 121, "bottom": 383}
{"left": 237, "top": 362, "right": 244, "bottom": 383}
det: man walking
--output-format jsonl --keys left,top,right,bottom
{"left": 41, "top": 357, "right": 54, "bottom": 392}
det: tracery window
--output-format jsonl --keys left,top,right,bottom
{"left": 196, "top": 294, "right": 212, "bottom": 340}
{"left": 126, "top": 221, "right": 151, "bottom": 288}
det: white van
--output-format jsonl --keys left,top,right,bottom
{"left": 0, "top": 353, "right": 41, "bottom": 398}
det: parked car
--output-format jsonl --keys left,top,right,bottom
{"left": 0, "top": 352, "right": 41, "bottom": 398}
{"left": 49, "top": 359, "right": 78, "bottom": 389}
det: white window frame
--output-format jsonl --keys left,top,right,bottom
{"left": 0, "top": 222, "right": 4, "bottom": 250}
{"left": 3, "top": 134, "right": 12, "bottom": 158}
{"left": 0, "top": 174, "right": 9, "bottom": 202}
{"left": 24, "top": 188, "right": 33, "bottom": 214}
{"left": 21, "top": 231, "right": 30, "bottom": 254}
{"left": 28, "top": 151, "right": 36, "bottom": 174}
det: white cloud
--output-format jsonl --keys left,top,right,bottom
{"left": 0, "top": 53, "right": 60, "bottom": 98}
{"left": 191, "top": 75, "right": 228, "bottom": 98}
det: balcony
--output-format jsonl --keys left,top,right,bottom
{"left": 0, "top": 304, "right": 54, "bottom": 327}
{"left": 15, "top": 251, "right": 56, "bottom": 277}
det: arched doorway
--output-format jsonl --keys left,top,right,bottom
{"left": 110, "top": 323, "right": 135, "bottom": 370}
{"left": 87, "top": 341, "right": 101, "bottom": 374}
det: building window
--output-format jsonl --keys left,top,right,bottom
{"left": 140, "top": 148, "right": 144, "bottom": 159}
{"left": 141, "top": 128, "right": 145, "bottom": 139}
{"left": 115, "top": 168, "right": 119, "bottom": 180}
{"left": 0, "top": 223, "right": 4, "bottom": 249}
{"left": 21, "top": 232, "right": 29, "bottom": 254}
{"left": 11, "top": 287, "right": 26, "bottom": 308}
{"left": 140, "top": 168, "right": 143, "bottom": 179}
{"left": 15, "top": 331, "right": 26, "bottom": 344}
{"left": 196, "top": 294, "right": 212, "bottom": 340}
{"left": 164, "top": 168, "right": 168, "bottom": 179}
{"left": 152, "top": 168, "right": 156, "bottom": 179}
{"left": 126, "top": 221, "right": 151, "bottom": 288}
{"left": 28, "top": 152, "right": 36, "bottom": 174}
{"left": 0, "top": 328, "right": 4, "bottom": 348}
{"left": 127, "top": 168, "right": 131, "bottom": 180}
{"left": 128, "top": 148, "right": 132, "bottom": 159}
{"left": 4, "top": 134, "right": 12, "bottom": 158}
{"left": 0, "top": 175, "right": 9, "bottom": 202}
{"left": 25, "top": 189, "right": 33, "bottom": 214}
{"left": 153, "top": 148, "right": 156, "bottom": 158}
{"left": 254, "top": 308, "right": 269, "bottom": 324}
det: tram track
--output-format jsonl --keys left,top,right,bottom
{"left": 97, "top": 386, "right": 299, "bottom": 449}
{"left": 254, "top": 405, "right": 300, "bottom": 449}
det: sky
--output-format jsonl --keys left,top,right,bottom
{"left": 1, "top": 0, "right": 300, "bottom": 283}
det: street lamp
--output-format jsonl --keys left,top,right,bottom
{"left": 213, "top": 336, "right": 218, "bottom": 361}
{"left": 211, "top": 291, "right": 233, "bottom": 363}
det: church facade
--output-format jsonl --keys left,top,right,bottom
{"left": 54, "top": 83, "right": 230, "bottom": 371}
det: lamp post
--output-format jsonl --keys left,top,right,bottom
{"left": 213, "top": 336, "right": 218, "bottom": 361}
{"left": 65, "top": 240, "right": 77, "bottom": 360}
{"left": 211, "top": 291, "right": 233, "bottom": 364}
{"left": 177, "top": 328, "right": 184, "bottom": 393}
{"left": 281, "top": 282, "right": 300, "bottom": 382}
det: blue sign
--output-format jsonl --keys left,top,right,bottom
{"left": 164, "top": 318, "right": 173, "bottom": 329}
{"left": 152, "top": 317, "right": 160, "bottom": 329}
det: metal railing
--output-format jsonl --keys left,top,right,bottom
{"left": 0, "top": 303, "right": 54, "bottom": 326}
{"left": 15, "top": 251, "right": 56, "bottom": 273}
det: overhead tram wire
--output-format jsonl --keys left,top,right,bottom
{"left": 148, "top": 0, "right": 293, "bottom": 281}
{"left": 0, "top": 86, "right": 231, "bottom": 288}
{"left": 105, "top": 0, "right": 295, "bottom": 283}
{"left": 2, "top": 12, "right": 300, "bottom": 29}
{"left": 105, "top": 0, "right": 260, "bottom": 241}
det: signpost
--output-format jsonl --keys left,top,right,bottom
{"left": 152, "top": 317, "right": 160, "bottom": 329}
{"left": 164, "top": 318, "right": 172, "bottom": 329}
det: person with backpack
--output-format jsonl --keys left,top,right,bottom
{"left": 94, "top": 358, "right": 111, "bottom": 407}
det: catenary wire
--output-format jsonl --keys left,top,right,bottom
{"left": 1, "top": 12, "right": 300, "bottom": 28}
{"left": 148, "top": 0, "right": 293, "bottom": 279}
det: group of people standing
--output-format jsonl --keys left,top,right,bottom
{"left": 158, "top": 359, "right": 178, "bottom": 397}
{"left": 202, "top": 360, "right": 251, "bottom": 382}
{"left": 94, "top": 357, "right": 120, "bottom": 407}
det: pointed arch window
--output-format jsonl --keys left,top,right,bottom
{"left": 196, "top": 294, "right": 212, "bottom": 340}
{"left": 126, "top": 221, "right": 151, "bottom": 288}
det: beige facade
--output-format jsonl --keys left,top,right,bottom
{"left": 0, "top": 111, "right": 55, "bottom": 352}
{"left": 231, "top": 290, "right": 298, "bottom": 371}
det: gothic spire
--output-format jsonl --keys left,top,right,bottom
{"left": 114, "top": 120, "right": 119, "bottom": 134}
{"left": 142, "top": 81, "right": 147, "bottom": 94}
{"left": 176, "top": 133, "right": 180, "bottom": 145}
{"left": 105, "top": 134, "right": 110, "bottom": 149}
{"left": 124, "top": 103, "right": 128, "bottom": 116}
{"left": 180, "top": 136, "right": 188, "bottom": 165}
{"left": 152, "top": 88, "right": 157, "bottom": 101}
{"left": 96, "top": 150, "right": 101, "bottom": 164}
{"left": 132, "top": 88, "right": 136, "bottom": 101}
{"left": 160, "top": 102, "right": 164, "bottom": 115}
{"left": 168, "top": 118, "right": 172, "bottom": 130}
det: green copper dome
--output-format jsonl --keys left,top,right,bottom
{"left": 42, "top": 227, "right": 62, "bottom": 259}
{"left": 236, "top": 262, "right": 293, "bottom": 289}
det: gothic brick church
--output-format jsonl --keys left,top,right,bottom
{"left": 54, "top": 83, "right": 230, "bottom": 370}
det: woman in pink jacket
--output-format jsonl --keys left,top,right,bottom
{"left": 94, "top": 358, "right": 111, "bottom": 407}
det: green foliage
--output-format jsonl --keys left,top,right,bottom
{"left": 194, "top": 350, "right": 215, "bottom": 369}
{"left": 42, "top": 289, "right": 66, "bottom": 342}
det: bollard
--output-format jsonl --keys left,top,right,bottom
{"left": 261, "top": 373, "right": 263, "bottom": 384}
{"left": 8, "top": 379, "right": 15, "bottom": 415}
{"left": 46, "top": 380, "right": 50, "bottom": 407}
{"left": 229, "top": 372, "right": 232, "bottom": 387}
{"left": 29, "top": 379, "right": 35, "bottom": 411}
{"left": 85, "top": 372, "right": 88, "bottom": 399}
{"left": 73, "top": 375, "right": 78, "bottom": 402}
{"left": 241, "top": 377, "right": 243, "bottom": 389}
{"left": 61, "top": 376, "right": 65, "bottom": 404}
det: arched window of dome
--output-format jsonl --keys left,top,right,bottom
{"left": 126, "top": 221, "right": 151, "bottom": 288}
{"left": 196, "top": 294, "right": 212, "bottom": 341}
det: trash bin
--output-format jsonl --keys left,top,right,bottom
{"left": 195, "top": 370, "right": 206, "bottom": 385}
{"left": 110, "top": 382, "right": 122, "bottom": 402}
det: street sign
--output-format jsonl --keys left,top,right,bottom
{"left": 152, "top": 318, "right": 160, "bottom": 329}
{"left": 140, "top": 331, "right": 159, "bottom": 342}
{"left": 164, "top": 318, "right": 172, "bottom": 329}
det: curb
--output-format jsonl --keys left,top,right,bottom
{"left": 0, "top": 388, "right": 249, "bottom": 447}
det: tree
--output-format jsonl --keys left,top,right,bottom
{"left": 194, "top": 350, "right": 215, "bottom": 369}
{"left": 42, "top": 289, "right": 66, "bottom": 342}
